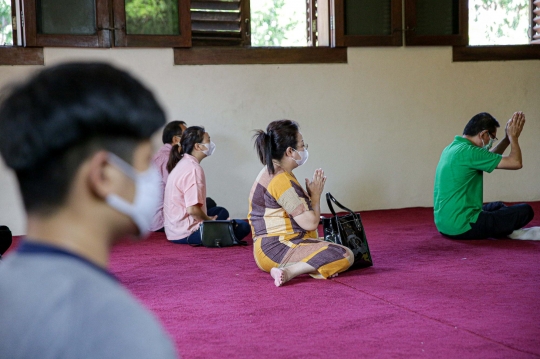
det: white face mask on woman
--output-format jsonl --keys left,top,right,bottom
{"left": 105, "top": 152, "right": 161, "bottom": 237}
{"left": 199, "top": 141, "right": 216, "bottom": 157}
{"left": 292, "top": 148, "right": 309, "bottom": 166}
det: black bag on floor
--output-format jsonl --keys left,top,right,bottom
{"left": 321, "top": 193, "right": 373, "bottom": 268}
{"left": 200, "top": 220, "right": 247, "bottom": 248}
{"left": 0, "top": 225, "right": 13, "bottom": 259}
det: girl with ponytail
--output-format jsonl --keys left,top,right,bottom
{"left": 166, "top": 126, "right": 205, "bottom": 173}
{"left": 248, "top": 120, "right": 354, "bottom": 287}
{"left": 163, "top": 126, "right": 250, "bottom": 244}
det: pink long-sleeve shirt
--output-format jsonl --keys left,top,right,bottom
{"left": 163, "top": 154, "right": 207, "bottom": 240}
{"left": 150, "top": 143, "right": 172, "bottom": 231}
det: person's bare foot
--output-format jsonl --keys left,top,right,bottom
{"left": 270, "top": 267, "right": 288, "bottom": 287}
{"left": 329, "top": 273, "right": 339, "bottom": 278}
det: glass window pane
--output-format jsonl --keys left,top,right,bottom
{"left": 469, "top": 0, "right": 529, "bottom": 45}
{"left": 251, "top": 0, "right": 307, "bottom": 46}
{"left": 415, "top": 0, "right": 458, "bottom": 36}
{"left": 37, "top": 0, "right": 96, "bottom": 35}
{"left": 0, "top": 0, "right": 13, "bottom": 45}
{"left": 125, "top": 0, "right": 180, "bottom": 35}
{"left": 344, "top": 0, "right": 392, "bottom": 36}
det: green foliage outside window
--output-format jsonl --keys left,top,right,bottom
{"left": 125, "top": 0, "right": 179, "bottom": 35}
{"left": 0, "top": 0, "right": 13, "bottom": 46}
{"left": 251, "top": 0, "right": 306, "bottom": 47}
{"left": 470, "top": 0, "right": 530, "bottom": 45}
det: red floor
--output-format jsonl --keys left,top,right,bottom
{"left": 105, "top": 202, "right": 540, "bottom": 359}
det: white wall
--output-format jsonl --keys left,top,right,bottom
{"left": 1, "top": 47, "right": 539, "bottom": 235}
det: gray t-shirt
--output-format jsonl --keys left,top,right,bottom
{"left": 0, "top": 241, "right": 178, "bottom": 359}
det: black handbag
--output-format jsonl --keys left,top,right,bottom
{"left": 199, "top": 220, "right": 247, "bottom": 248}
{"left": 321, "top": 193, "right": 373, "bottom": 268}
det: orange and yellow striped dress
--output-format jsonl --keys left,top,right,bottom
{"left": 248, "top": 167, "right": 353, "bottom": 279}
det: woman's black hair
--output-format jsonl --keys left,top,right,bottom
{"left": 162, "top": 120, "right": 186, "bottom": 144}
{"left": 167, "top": 126, "right": 206, "bottom": 173}
{"left": 253, "top": 119, "right": 300, "bottom": 174}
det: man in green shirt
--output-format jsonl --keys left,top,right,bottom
{"left": 434, "top": 112, "right": 538, "bottom": 240}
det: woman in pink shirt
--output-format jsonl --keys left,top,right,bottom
{"left": 163, "top": 126, "right": 250, "bottom": 244}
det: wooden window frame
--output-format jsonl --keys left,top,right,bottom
{"left": 22, "top": 0, "right": 112, "bottom": 47}
{"left": 331, "top": 0, "right": 402, "bottom": 47}
{"left": 331, "top": 0, "right": 468, "bottom": 47}
{"left": 452, "top": 0, "right": 540, "bottom": 62}
{"left": 404, "top": 0, "right": 468, "bottom": 46}
{"left": 453, "top": 44, "right": 540, "bottom": 61}
{"left": 175, "top": 0, "right": 345, "bottom": 65}
{"left": 113, "top": 0, "right": 191, "bottom": 47}
{"left": 0, "top": 0, "right": 43, "bottom": 65}
{"left": 0, "top": 47, "right": 43, "bottom": 65}
{"left": 2, "top": 0, "right": 345, "bottom": 66}
{"left": 173, "top": 46, "right": 347, "bottom": 65}
{"left": 21, "top": 0, "right": 191, "bottom": 48}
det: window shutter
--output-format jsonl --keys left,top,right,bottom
{"left": 191, "top": 0, "right": 250, "bottom": 46}
{"left": 331, "top": 0, "right": 402, "bottom": 47}
{"left": 533, "top": 0, "right": 540, "bottom": 44}
{"left": 404, "top": 0, "right": 467, "bottom": 46}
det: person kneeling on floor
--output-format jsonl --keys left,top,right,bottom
{"left": 434, "top": 111, "right": 538, "bottom": 240}
{"left": 249, "top": 120, "right": 354, "bottom": 287}
{"left": 163, "top": 126, "right": 250, "bottom": 244}
{"left": 151, "top": 120, "right": 218, "bottom": 232}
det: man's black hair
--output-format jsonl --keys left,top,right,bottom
{"left": 0, "top": 62, "right": 166, "bottom": 215}
{"left": 463, "top": 112, "right": 500, "bottom": 136}
{"left": 162, "top": 120, "right": 186, "bottom": 144}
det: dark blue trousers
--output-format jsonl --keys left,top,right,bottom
{"left": 442, "top": 202, "right": 534, "bottom": 239}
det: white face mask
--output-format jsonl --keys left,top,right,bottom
{"left": 482, "top": 138, "right": 494, "bottom": 150}
{"left": 199, "top": 141, "right": 216, "bottom": 157}
{"left": 481, "top": 133, "right": 495, "bottom": 151}
{"left": 105, "top": 152, "right": 161, "bottom": 237}
{"left": 292, "top": 148, "right": 309, "bottom": 166}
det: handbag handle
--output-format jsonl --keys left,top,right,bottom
{"left": 326, "top": 192, "right": 356, "bottom": 217}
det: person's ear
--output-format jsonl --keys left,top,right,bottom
{"left": 195, "top": 142, "right": 207, "bottom": 152}
{"left": 285, "top": 147, "right": 294, "bottom": 158}
{"left": 87, "top": 151, "right": 116, "bottom": 200}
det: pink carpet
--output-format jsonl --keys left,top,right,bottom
{"left": 10, "top": 203, "right": 540, "bottom": 358}
{"left": 108, "top": 202, "right": 540, "bottom": 359}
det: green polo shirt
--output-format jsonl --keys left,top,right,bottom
{"left": 433, "top": 136, "right": 502, "bottom": 235}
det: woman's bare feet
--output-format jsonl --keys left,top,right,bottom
{"left": 270, "top": 262, "right": 316, "bottom": 287}
{"left": 270, "top": 268, "right": 288, "bottom": 287}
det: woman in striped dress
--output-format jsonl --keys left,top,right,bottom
{"left": 248, "top": 120, "right": 354, "bottom": 287}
